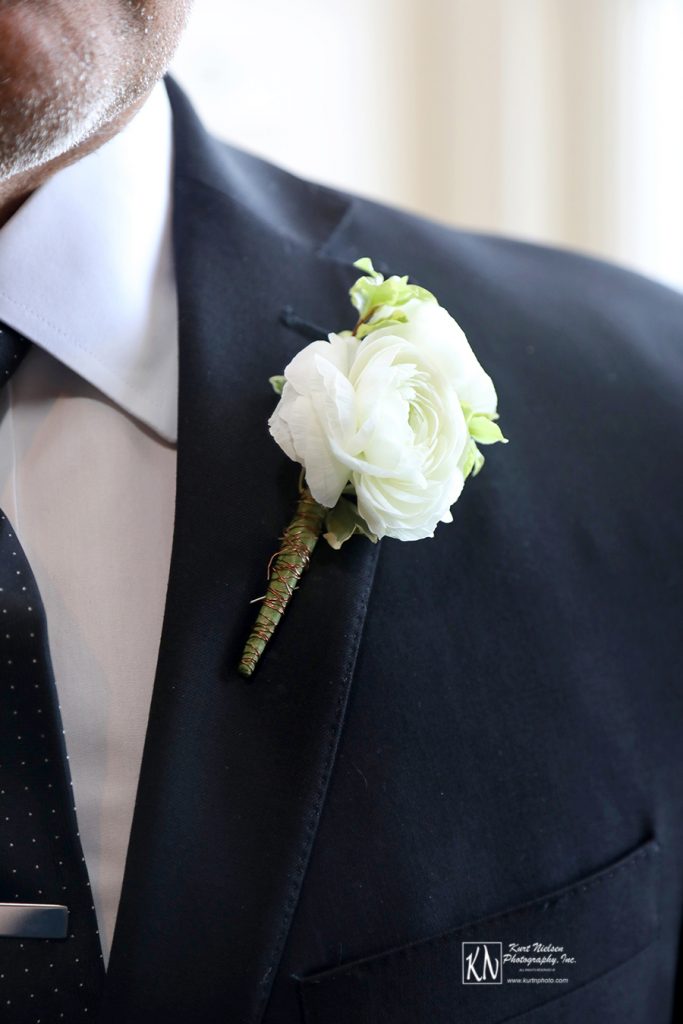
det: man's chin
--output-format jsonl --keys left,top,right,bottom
{"left": 0, "top": 71, "right": 94, "bottom": 186}
{"left": 0, "top": 0, "right": 188, "bottom": 193}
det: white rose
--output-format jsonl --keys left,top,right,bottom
{"left": 269, "top": 300, "right": 498, "bottom": 541}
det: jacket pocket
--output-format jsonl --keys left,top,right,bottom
{"left": 297, "top": 836, "right": 660, "bottom": 1024}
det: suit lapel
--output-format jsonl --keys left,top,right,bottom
{"left": 100, "top": 81, "right": 380, "bottom": 1023}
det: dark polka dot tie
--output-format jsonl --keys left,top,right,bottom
{"left": 0, "top": 322, "right": 105, "bottom": 1021}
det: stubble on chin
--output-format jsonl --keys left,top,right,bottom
{"left": 0, "top": 1, "right": 188, "bottom": 184}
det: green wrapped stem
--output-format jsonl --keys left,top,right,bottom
{"left": 238, "top": 487, "right": 326, "bottom": 678}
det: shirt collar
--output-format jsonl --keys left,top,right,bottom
{"left": 0, "top": 82, "right": 178, "bottom": 443}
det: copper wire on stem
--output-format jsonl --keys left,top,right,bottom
{"left": 238, "top": 485, "right": 326, "bottom": 678}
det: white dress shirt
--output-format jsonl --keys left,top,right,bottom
{"left": 0, "top": 83, "right": 178, "bottom": 965}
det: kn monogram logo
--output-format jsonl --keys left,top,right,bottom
{"left": 462, "top": 939, "right": 577, "bottom": 987}
{"left": 462, "top": 942, "right": 503, "bottom": 984}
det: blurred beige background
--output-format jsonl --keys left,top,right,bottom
{"left": 171, "top": 0, "right": 683, "bottom": 291}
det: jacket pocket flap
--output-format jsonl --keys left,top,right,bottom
{"left": 298, "top": 837, "right": 660, "bottom": 1024}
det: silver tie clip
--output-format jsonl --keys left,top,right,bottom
{"left": 0, "top": 903, "right": 68, "bottom": 939}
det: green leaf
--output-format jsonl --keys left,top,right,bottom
{"left": 462, "top": 440, "right": 486, "bottom": 479}
{"left": 269, "top": 374, "right": 286, "bottom": 395}
{"left": 323, "top": 496, "right": 378, "bottom": 550}
{"left": 403, "top": 283, "right": 437, "bottom": 305}
{"left": 468, "top": 413, "right": 508, "bottom": 445}
{"left": 356, "top": 313, "right": 409, "bottom": 339}
{"left": 353, "top": 257, "right": 381, "bottom": 280}
{"left": 349, "top": 257, "right": 436, "bottom": 323}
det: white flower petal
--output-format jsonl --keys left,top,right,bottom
{"left": 286, "top": 394, "right": 349, "bottom": 507}
{"left": 269, "top": 296, "right": 486, "bottom": 539}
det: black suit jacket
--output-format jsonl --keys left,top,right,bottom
{"left": 94, "top": 80, "right": 683, "bottom": 1022}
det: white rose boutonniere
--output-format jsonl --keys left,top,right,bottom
{"left": 238, "top": 258, "right": 507, "bottom": 677}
